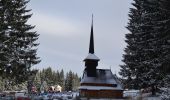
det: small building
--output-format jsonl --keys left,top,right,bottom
{"left": 48, "top": 85, "right": 62, "bottom": 92}
{"left": 55, "top": 85, "right": 62, "bottom": 92}
{"left": 79, "top": 16, "right": 123, "bottom": 99}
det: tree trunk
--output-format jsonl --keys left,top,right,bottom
{"left": 151, "top": 85, "right": 156, "bottom": 95}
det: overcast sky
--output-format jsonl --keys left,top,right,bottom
{"left": 27, "top": 0, "right": 133, "bottom": 76}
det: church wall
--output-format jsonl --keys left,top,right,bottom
{"left": 80, "top": 89, "right": 123, "bottom": 98}
{"left": 81, "top": 83, "right": 117, "bottom": 87}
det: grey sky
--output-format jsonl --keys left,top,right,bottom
{"left": 27, "top": 0, "right": 133, "bottom": 76}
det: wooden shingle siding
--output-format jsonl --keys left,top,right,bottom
{"left": 80, "top": 89, "right": 123, "bottom": 98}
{"left": 81, "top": 83, "right": 117, "bottom": 87}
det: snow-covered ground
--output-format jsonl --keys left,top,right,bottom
{"left": 128, "top": 93, "right": 161, "bottom": 100}
{"left": 81, "top": 98, "right": 126, "bottom": 100}
{"left": 0, "top": 91, "right": 164, "bottom": 100}
{"left": 143, "top": 96, "right": 161, "bottom": 100}
{"left": 123, "top": 91, "right": 161, "bottom": 100}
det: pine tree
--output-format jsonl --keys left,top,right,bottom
{"left": 64, "top": 72, "right": 69, "bottom": 91}
{"left": 139, "top": 0, "right": 162, "bottom": 95}
{"left": 64, "top": 71, "right": 74, "bottom": 91}
{"left": 0, "top": 0, "right": 40, "bottom": 85}
{"left": 56, "top": 70, "right": 60, "bottom": 85}
{"left": 119, "top": 0, "right": 147, "bottom": 89}
{"left": 68, "top": 71, "right": 73, "bottom": 91}
{"left": 140, "top": 0, "right": 170, "bottom": 94}
{"left": 52, "top": 70, "right": 58, "bottom": 85}
{"left": 59, "top": 69, "right": 65, "bottom": 88}
{"left": 72, "top": 73, "right": 80, "bottom": 91}
{"left": 0, "top": 0, "right": 12, "bottom": 77}
{"left": 158, "top": 0, "right": 170, "bottom": 97}
{"left": 158, "top": 0, "right": 170, "bottom": 75}
{"left": 45, "top": 67, "right": 53, "bottom": 85}
{"left": 40, "top": 69, "right": 45, "bottom": 83}
{"left": 34, "top": 71, "right": 41, "bottom": 92}
{"left": 120, "top": 0, "right": 170, "bottom": 95}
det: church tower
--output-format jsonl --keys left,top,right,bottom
{"left": 84, "top": 15, "right": 100, "bottom": 77}
{"left": 79, "top": 16, "right": 123, "bottom": 99}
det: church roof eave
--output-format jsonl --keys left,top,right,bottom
{"left": 84, "top": 53, "right": 100, "bottom": 61}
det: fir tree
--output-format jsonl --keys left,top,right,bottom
{"left": 68, "top": 71, "right": 73, "bottom": 91}
{"left": 0, "top": 0, "right": 12, "bottom": 77}
{"left": 119, "top": 0, "right": 147, "bottom": 89}
{"left": 158, "top": 0, "right": 170, "bottom": 75}
{"left": 158, "top": 0, "right": 170, "bottom": 97}
{"left": 139, "top": 0, "right": 161, "bottom": 95}
{"left": 59, "top": 69, "right": 65, "bottom": 88}
{"left": 120, "top": 0, "right": 170, "bottom": 95}
{"left": 56, "top": 70, "right": 60, "bottom": 85}
{"left": 45, "top": 67, "right": 53, "bottom": 85}
{"left": 139, "top": 0, "right": 170, "bottom": 94}
{"left": 34, "top": 71, "right": 41, "bottom": 92}
{"left": 64, "top": 72, "right": 69, "bottom": 91}
{"left": 64, "top": 71, "right": 74, "bottom": 91}
{"left": 0, "top": 0, "right": 40, "bottom": 85}
{"left": 72, "top": 73, "right": 80, "bottom": 91}
{"left": 52, "top": 70, "right": 58, "bottom": 85}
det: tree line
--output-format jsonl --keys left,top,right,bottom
{"left": 0, "top": 67, "right": 81, "bottom": 92}
{"left": 33, "top": 67, "right": 80, "bottom": 92}
{"left": 119, "top": 0, "right": 170, "bottom": 96}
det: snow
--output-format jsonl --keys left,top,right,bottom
{"left": 81, "top": 69, "right": 116, "bottom": 84}
{"left": 84, "top": 53, "right": 100, "bottom": 61}
{"left": 34, "top": 92, "right": 79, "bottom": 100}
{"left": 159, "top": 88, "right": 170, "bottom": 99}
{"left": 123, "top": 92, "right": 161, "bottom": 100}
{"left": 79, "top": 86, "right": 122, "bottom": 90}
{"left": 143, "top": 97, "right": 161, "bottom": 100}
{"left": 123, "top": 90, "right": 141, "bottom": 97}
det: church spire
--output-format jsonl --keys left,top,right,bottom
{"left": 84, "top": 15, "right": 99, "bottom": 77}
{"left": 84, "top": 14, "right": 99, "bottom": 61}
{"left": 89, "top": 14, "right": 94, "bottom": 54}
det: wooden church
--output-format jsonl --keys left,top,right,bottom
{"left": 79, "top": 17, "right": 123, "bottom": 99}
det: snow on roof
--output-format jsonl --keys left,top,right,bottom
{"left": 80, "top": 69, "right": 123, "bottom": 90}
{"left": 84, "top": 53, "right": 100, "bottom": 61}
{"left": 81, "top": 69, "right": 115, "bottom": 84}
{"left": 79, "top": 85, "right": 123, "bottom": 90}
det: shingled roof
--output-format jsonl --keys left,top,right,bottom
{"left": 79, "top": 69, "right": 123, "bottom": 90}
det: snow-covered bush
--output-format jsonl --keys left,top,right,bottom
{"left": 159, "top": 75, "right": 170, "bottom": 100}
{"left": 160, "top": 88, "right": 170, "bottom": 100}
